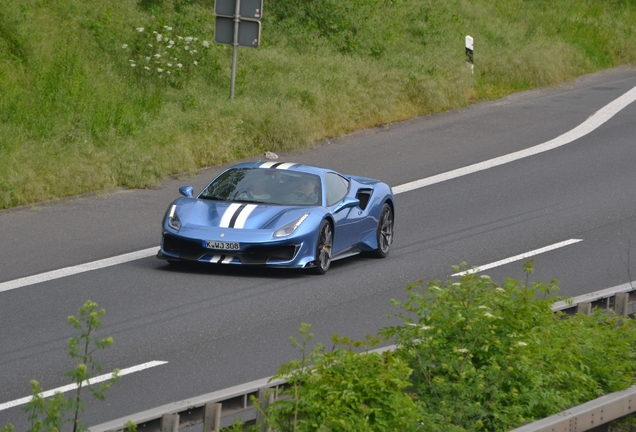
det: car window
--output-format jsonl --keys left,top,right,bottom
{"left": 325, "top": 172, "right": 349, "bottom": 206}
{"left": 198, "top": 168, "right": 323, "bottom": 206}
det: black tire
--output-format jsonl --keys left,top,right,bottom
{"left": 370, "top": 203, "right": 393, "bottom": 258}
{"left": 311, "top": 220, "right": 333, "bottom": 275}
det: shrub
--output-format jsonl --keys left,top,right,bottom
{"left": 380, "top": 264, "right": 636, "bottom": 431}
{"left": 262, "top": 324, "right": 423, "bottom": 432}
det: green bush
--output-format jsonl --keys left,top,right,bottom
{"left": 256, "top": 264, "right": 636, "bottom": 431}
{"left": 381, "top": 264, "right": 636, "bottom": 431}
{"left": 262, "top": 324, "right": 423, "bottom": 432}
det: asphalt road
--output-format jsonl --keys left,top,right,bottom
{"left": 2, "top": 66, "right": 636, "bottom": 430}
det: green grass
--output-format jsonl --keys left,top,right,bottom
{"left": 1, "top": 0, "right": 635, "bottom": 208}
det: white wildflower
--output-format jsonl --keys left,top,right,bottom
{"left": 157, "top": 68, "right": 163, "bottom": 73}
{"left": 144, "top": 66, "right": 150, "bottom": 70}
{"left": 193, "top": 60, "right": 198, "bottom": 65}
{"left": 191, "top": 49, "right": 197, "bottom": 53}
{"left": 156, "top": 34, "right": 163, "bottom": 42}
{"left": 178, "top": 36, "right": 184, "bottom": 40}
{"left": 495, "top": 287, "right": 506, "bottom": 293}
{"left": 169, "top": 40, "right": 175, "bottom": 45}
{"left": 121, "top": 44, "right": 128, "bottom": 49}
{"left": 421, "top": 325, "right": 432, "bottom": 330}
{"left": 480, "top": 275, "right": 491, "bottom": 280}
{"left": 148, "top": 44, "right": 153, "bottom": 47}
{"left": 478, "top": 306, "right": 489, "bottom": 310}
{"left": 184, "top": 36, "right": 193, "bottom": 43}
{"left": 194, "top": 37, "right": 198, "bottom": 41}
{"left": 452, "top": 282, "right": 460, "bottom": 287}
{"left": 146, "top": 57, "right": 151, "bottom": 61}
{"left": 153, "top": 31, "right": 158, "bottom": 34}
{"left": 458, "top": 348, "right": 468, "bottom": 353}
{"left": 177, "top": 63, "right": 182, "bottom": 68}
{"left": 166, "top": 71, "right": 171, "bottom": 75}
{"left": 202, "top": 40, "right": 210, "bottom": 47}
{"left": 164, "top": 26, "right": 172, "bottom": 31}
{"left": 167, "top": 63, "right": 172, "bottom": 67}
{"left": 517, "top": 342, "right": 528, "bottom": 347}
{"left": 154, "top": 53, "right": 161, "bottom": 58}
{"left": 484, "top": 312, "right": 496, "bottom": 318}
{"left": 136, "top": 27, "right": 144, "bottom": 32}
{"left": 430, "top": 286, "right": 441, "bottom": 291}
{"left": 184, "top": 45, "right": 190, "bottom": 50}
{"left": 130, "top": 63, "right": 136, "bottom": 67}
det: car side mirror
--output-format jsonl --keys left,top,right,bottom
{"left": 179, "top": 186, "right": 194, "bottom": 198}
{"left": 333, "top": 197, "right": 360, "bottom": 213}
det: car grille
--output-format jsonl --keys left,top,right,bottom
{"left": 163, "top": 234, "right": 205, "bottom": 260}
{"left": 241, "top": 245, "right": 299, "bottom": 264}
{"left": 163, "top": 233, "right": 299, "bottom": 264}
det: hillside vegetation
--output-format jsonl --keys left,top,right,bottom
{"left": 1, "top": 0, "right": 635, "bottom": 209}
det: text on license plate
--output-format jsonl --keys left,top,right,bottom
{"left": 204, "top": 240, "right": 240, "bottom": 250}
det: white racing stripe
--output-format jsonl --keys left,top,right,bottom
{"left": 219, "top": 203, "right": 242, "bottom": 228}
{"left": 1, "top": 86, "right": 635, "bottom": 293}
{"left": 234, "top": 204, "right": 257, "bottom": 228}
{"left": 259, "top": 162, "right": 296, "bottom": 169}
{"left": 451, "top": 239, "right": 583, "bottom": 277}
{"left": 0, "top": 360, "right": 168, "bottom": 412}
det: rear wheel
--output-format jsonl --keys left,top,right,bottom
{"left": 312, "top": 220, "right": 333, "bottom": 275}
{"left": 371, "top": 203, "right": 393, "bottom": 258}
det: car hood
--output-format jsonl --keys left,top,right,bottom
{"left": 174, "top": 198, "right": 311, "bottom": 230}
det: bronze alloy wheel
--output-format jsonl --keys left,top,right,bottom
{"left": 312, "top": 220, "right": 333, "bottom": 274}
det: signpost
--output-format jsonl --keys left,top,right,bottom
{"left": 465, "top": 35, "right": 474, "bottom": 74}
{"left": 214, "top": 0, "right": 263, "bottom": 99}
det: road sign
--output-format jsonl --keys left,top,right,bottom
{"left": 214, "top": 0, "right": 264, "bottom": 99}
{"left": 214, "top": 17, "right": 261, "bottom": 48}
{"left": 215, "top": 0, "right": 263, "bottom": 20}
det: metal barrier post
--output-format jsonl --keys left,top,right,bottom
{"left": 203, "top": 402, "right": 221, "bottom": 432}
{"left": 160, "top": 413, "right": 179, "bottom": 432}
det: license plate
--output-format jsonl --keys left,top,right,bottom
{"left": 204, "top": 240, "right": 240, "bottom": 250}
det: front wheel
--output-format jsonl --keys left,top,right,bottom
{"left": 370, "top": 203, "right": 393, "bottom": 258}
{"left": 311, "top": 220, "right": 333, "bottom": 275}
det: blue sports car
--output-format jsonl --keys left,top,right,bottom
{"left": 157, "top": 161, "right": 394, "bottom": 274}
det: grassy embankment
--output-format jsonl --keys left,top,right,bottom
{"left": 0, "top": 0, "right": 635, "bottom": 209}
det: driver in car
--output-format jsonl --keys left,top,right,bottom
{"left": 239, "top": 178, "right": 271, "bottom": 200}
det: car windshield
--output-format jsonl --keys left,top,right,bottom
{"left": 199, "top": 168, "right": 322, "bottom": 206}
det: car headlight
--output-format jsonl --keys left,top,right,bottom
{"left": 167, "top": 204, "right": 182, "bottom": 231}
{"left": 274, "top": 214, "right": 309, "bottom": 238}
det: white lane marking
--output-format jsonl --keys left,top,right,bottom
{"left": 1, "top": 86, "right": 635, "bottom": 292}
{"left": 451, "top": 239, "right": 583, "bottom": 277}
{"left": 393, "top": 85, "right": 636, "bottom": 195}
{"left": 0, "top": 360, "right": 168, "bottom": 412}
{"left": 0, "top": 247, "right": 158, "bottom": 293}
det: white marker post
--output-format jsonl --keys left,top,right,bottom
{"left": 465, "top": 35, "right": 474, "bottom": 74}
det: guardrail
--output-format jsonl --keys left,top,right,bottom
{"left": 90, "top": 281, "right": 636, "bottom": 432}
